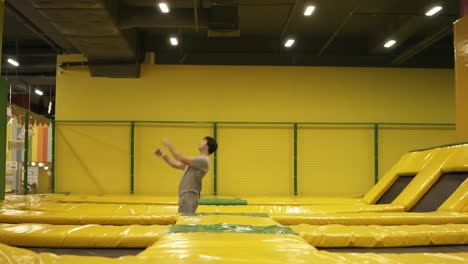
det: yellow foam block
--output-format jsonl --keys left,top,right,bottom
{"left": 2, "top": 237, "right": 468, "bottom": 263}
{"left": 275, "top": 212, "right": 468, "bottom": 226}
{"left": 439, "top": 179, "right": 468, "bottom": 212}
{"left": 329, "top": 252, "right": 468, "bottom": 264}
{"left": 175, "top": 215, "right": 279, "bottom": 226}
{"left": 0, "top": 223, "right": 168, "bottom": 248}
{"left": 1, "top": 202, "right": 178, "bottom": 214}
{"left": 244, "top": 196, "right": 363, "bottom": 205}
{"left": 139, "top": 233, "right": 322, "bottom": 261}
{"left": 4, "top": 194, "right": 65, "bottom": 204}
{"left": 392, "top": 147, "right": 458, "bottom": 210}
{"left": 362, "top": 149, "right": 437, "bottom": 204}
{"left": 58, "top": 195, "right": 179, "bottom": 205}
{"left": 0, "top": 208, "right": 177, "bottom": 225}
{"left": 442, "top": 144, "right": 468, "bottom": 172}
{"left": 196, "top": 204, "right": 404, "bottom": 215}
{"left": 292, "top": 224, "right": 468, "bottom": 247}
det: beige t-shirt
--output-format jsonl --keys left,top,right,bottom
{"left": 178, "top": 156, "right": 210, "bottom": 197}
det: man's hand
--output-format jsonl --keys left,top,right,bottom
{"left": 160, "top": 138, "right": 193, "bottom": 166}
{"left": 155, "top": 148, "right": 164, "bottom": 157}
{"left": 162, "top": 138, "right": 172, "bottom": 148}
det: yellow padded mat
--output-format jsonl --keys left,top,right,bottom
{"left": 0, "top": 224, "right": 168, "bottom": 248}
{"left": 291, "top": 224, "right": 468, "bottom": 247}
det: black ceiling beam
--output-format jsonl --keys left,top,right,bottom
{"left": 354, "top": 11, "right": 459, "bottom": 18}
{"left": 392, "top": 25, "right": 453, "bottom": 65}
{"left": 3, "top": 48, "right": 57, "bottom": 57}
{"left": 194, "top": 0, "right": 199, "bottom": 32}
{"left": 317, "top": 1, "right": 361, "bottom": 56}
{"left": 2, "top": 63, "right": 56, "bottom": 70}
{"left": 119, "top": 7, "right": 209, "bottom": 30}
{"left": 2, "top": 72, "right": 55, "bottom": 77}
{"left": 155, "top": 52, "right": 392, "bottom": 66}
{"left": 279, "top": 0, "right": 300, "bottom": 40}
{"left": 5, "top": 1, "right": 62, "bottom": 53}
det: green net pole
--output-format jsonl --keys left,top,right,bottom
{"left": 0, "top": 78, "right": 8, "bottom": 200}
{"left": 51, "top": 120, "right": 55, "bottom": 193}
{"left": 130, "top": 121, "right": 135, "bottom": 194}
{"left": 294, "top": 123, "right": 298, "bottom": 195}
{"left": 213, "top": 122, "right": 218, "bottom": 196}
{"left": 374, "top": 123, "right": 379, "bottom": 183}
{"left": 23, "top": 111, "right": 30, "bottom": 195}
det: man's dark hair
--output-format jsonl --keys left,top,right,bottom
{"left": 204, "top": 136, "right": 218, "bottom": 155}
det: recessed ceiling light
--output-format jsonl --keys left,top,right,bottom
{"left": 425, "top": 6, "right": 442, "bottom": 16}
{"left": 170, "top": 37, "right": 178, "bottom": 46}
{"left": 384, "top": 40, "right": 396, "bottom": 48}
{"left": 7, "top": 58, "right": 19, "bottom": 67}
{"left": 304, "top": 5, "right": 316, "bottom": 16}
{"left": 284, "top": 39, "right": 295, "bottom": 48}
{"left": 158, "top": 2, "right": 170, "bottom": 13}
{"left": 35, "top": 89, "right": 44, "bottom": 96}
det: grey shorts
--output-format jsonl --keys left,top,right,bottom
{"left": 178, "top": 192, "right": 200, "bottom": 213}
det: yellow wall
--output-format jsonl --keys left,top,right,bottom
{"left": 298, "top": 125, "right": 374, "bottom": 196}
{"left": 57, "top": 55, "right": 455, "bottom": 123}
{"left": 218, "top": 125, "right": 293, "bottom": 196}
{"left": 455, "top": 16, "right": 468, "bottom": 141}
{"left": 55, "top": 54, "right": 456, "bottom": 196}
{"left": 56, "top": 123, "right": 130, "bottom": 194}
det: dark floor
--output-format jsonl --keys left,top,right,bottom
{"left": 321, "top": 245, "right": 468, "bottom": 253}
{"left": 24, "top": 245, "right": 468, "bottom": 258}
{"left": 25, "top": 248, "right": 145, "bottom": 258}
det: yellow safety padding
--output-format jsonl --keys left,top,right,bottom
{"left": 392, "top": 147, "right": 457, "bottom": 210}
{"left": 57, "top": 195, "right": 365, "bottom": 206}
{"left": 439, "top": 179, "right": 468, "bottom": 212}
{"left": 0, "top": 223, "right": 168, "bottom": 248}
{"left": 1, "top": 202, "right": 178, "bottom": 214}
{"left": 2, "top": 236, "right": 468, "bottom": 263}
{"left": 58, "top": 195, "right": 179, "bottom": 205}
{"left": 176, "top": 215, "right": 279, "bottom": 226}
{"left": 291, "top": 224, "right": 468, "bottom": 247}
{"left": 274, "top": 212, "right": 468, "bottom": 226}
{"left": 244, "top": 196, "right": 363, "bottom": 205}
{"left": 196, "top": 204, "right": 404, "bottom": 214}
{"left": 0, "top": 203, "right": 404, "bottom": 225}
{"left": 437, "top": 146, "right": 468, "bottom": 212}
{"left": 0, "top": 208, "right": 177, "bottom": 225}
{"left": 4, "top": 194, "right": 66, "bottom": 203}
{"left": 442, "top": 144, "right": 468, "bottom": 172}
{"left": 330, "top": 252, "right": 468, "bottom": 264}
{"left": 139, "top": 233, "right": 321, "bottom": 260}
{"left": 362, "top": 149, "right": 437, "bottom": 204}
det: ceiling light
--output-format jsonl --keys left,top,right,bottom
{"left": 7, "top": 58, "right": 19, "bottom": 67}
{"left": 158, "top": 2, "right": 170, "bottom": 13}
{"left": 284, "top": 39, "right": 295, "bottom": 48}
{"left": 44, "top": 166, "right": 49, "bottom": 170}
{"left": 304, "top": 5, "right": 316, "bottom": 16}
{"left": 38, "top": 162, "right": 44, "bottom": 167}
{"left": 425, "top": 6, "right": 442, "bottom": 16}
{"left": 35, "top": 89, "right": 44, "bottom": 96}
{"left": 31, "top": 162, "right": 36, "bottom": 166}
{"left": 48, "top": 101, "right": 52, "bottom": 114}
{"left": 384, "top": 40, "right": 396, "bottom": 48}
{"left": 170, "top": 37, "right": 179, "bottom": 46}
